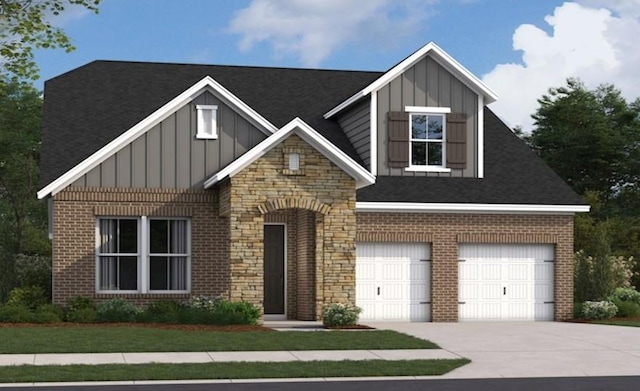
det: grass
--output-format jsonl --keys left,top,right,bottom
{"left": 0, "top": 359, "right": 469, "bottom": 383}
{"left": 0, "top": 327, "right": 437, "bottom": 354}
{"left": 592, "top": 318, "right": 640, "bottom": 327}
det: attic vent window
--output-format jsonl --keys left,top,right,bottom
{"left": 196, "top": 105, "right": 218, "bottom": 139}
{"left": 282, "top": 148, "right": 304, "bottom": 175}
{"left": 289, "top": 153, "right": 300, "bottom": 171}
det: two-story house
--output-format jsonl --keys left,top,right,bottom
{"left": 38, "top": 42, "right": 588, "bottom": 322}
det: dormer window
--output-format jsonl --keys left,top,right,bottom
{"left": 196, "top": 105, "right": 218, "bottom": 139}
{"left": 410, "top": 112, "right": 445, "bottom": 167}
{"left": 388, "top": 107, "right": 466, "bottom": 172}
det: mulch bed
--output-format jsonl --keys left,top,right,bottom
{"left": 0, "top": 322, "right": 274, "bottom": 332}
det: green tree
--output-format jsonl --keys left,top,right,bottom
{"left": 530, "top": 78, "right": 640, "bottom": 206}
{"left": 0, "top": 0, "right": 100, "bottom": 81}
{"left": 0, "top": 80, "right": 48, "bottom": 301}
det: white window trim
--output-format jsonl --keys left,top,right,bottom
{"left": 95, "top": 216, "right": 191, "bottom": 294}
{"left": 288, "top": 153, "right": 300, "bottom": 171}
{"left": 196, "top": 104, "right": 218, "bottom": 139}
{"left": 407, "top": 109, "right": 448, "bottom": 171}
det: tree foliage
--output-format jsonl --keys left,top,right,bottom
{"left": 530, "top": 79, "right": 640, "bottom": 291}
{"left": 0, "top": 0, "right": 100, "bottom": 81}
{"left": 0, "top": 80, "right": 49, "bottom": 301}
{"left": 531, "top": 79, "right": 640, "bottom": 204}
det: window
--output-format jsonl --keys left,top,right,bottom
{"left": 288, "top": 153, "right": 300, "bottom": 171}
{"left": 149, "top": 219, "right": 189, "bottom": 291}
{"left": 410, "top": 113, "right": 445, "bottom": 167}
{"left": 196, "top": 105, "right": 218, "bottom": 139}
{"left": 96, "top": 217, "right": 190, "bottom": 293}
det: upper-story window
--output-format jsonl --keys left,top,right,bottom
{"left": 196, "top": 105, "right": 218, "bottom": 139}
{"left": 388, "top": 107, "right": 466, "bottom": 172}
{"left": 410, "top": 113, "right": 445, "bottom": 167}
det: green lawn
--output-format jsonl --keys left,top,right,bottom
{"left": 0, "top": 327, "right": 438, "bottom": 354}
{"left": 592, "top": 319, "right": 640, "bottom": 327}
{"left": 0, "top": 360, "right": 469, "bottom": 383}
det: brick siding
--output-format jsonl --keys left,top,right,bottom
{"left": 356, "top": 212, "right": 575, "bottom": 321}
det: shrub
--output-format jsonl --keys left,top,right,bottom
{"left": 573, "top": 302, "right": 584, "bottom": 319}
{"left": 184, "top": 296, "right": 221, "bottom": 312}
{"left": 97, "top": 298, "right": 142, "bottom": 323}
{"left": 608, "top": 287, "right": 640, "bottom": 304}
{"left": 322, "top": 303, "right": 362, "bottom": 327}
{"left": 6, "top": 286, "right": 48, "bottom": 310}
{"left": 65, "top": 296, "right": 98, "bottom": 322}
{"left": 33, "top": 304, "right": 63, "bottom": 323}
{"left": 611, "top": 299, "right": 640, "bottom": 318}
{"left": 581, "top": 301, "right": 618, "bottom": 320}
{"left": 0, "top": 304, "right": 34, "bottom": 323}
{"left": 66, "top": 307, "right": 98, "bottom": 323}
{"left": 138, "top": 300, "right": 182, "bottom": 323}
{"left": 212, "top": 300, "right": 261, "bottom": 325}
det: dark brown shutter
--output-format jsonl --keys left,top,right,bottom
{"left": 446, "top": 113, "right": 467, "bottom": 169}
{"left": 388, "top": 111, "right": 409, "bottom": 168}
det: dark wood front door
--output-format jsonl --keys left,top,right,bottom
{"left": 264, "top": 224, "right": 285, "bottom": 315}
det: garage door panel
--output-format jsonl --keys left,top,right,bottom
{"left": 481, "top": 264, "right": 502, "bottom": 280}
{"left": 356, "top": 242, "right": 431, "bottom": 322}
{"left": 459, "top": 244, "right": 555, "bottom": 321}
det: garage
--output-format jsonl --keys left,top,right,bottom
{"left": 355, "top": 242, "right": 431, "bottom": 321}
{"left": 458, "top": 244, "right": 555, "bottom": 321}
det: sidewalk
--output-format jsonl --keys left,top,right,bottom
{"left": 0, "top": 349, "right": 461, "bottom": 366}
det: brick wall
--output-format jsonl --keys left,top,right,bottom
{"left": 52, "top": 188, "right": 229, "bottom": 307}
{"left": 356, "top": 212, "right": 574, "bottom": 321}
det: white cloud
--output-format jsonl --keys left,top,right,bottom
{"left": 227, "top": 0, "right": 433, "bottom": 67}
{"left": 483, "top": 1, "right": 640, "bottom": 132}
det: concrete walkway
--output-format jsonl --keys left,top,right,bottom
{"left": 0, "top": 349, "right": 459, "bottom": 366}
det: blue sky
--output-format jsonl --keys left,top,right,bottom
{"left": 34, "top": 0, "right": 640, "bottom": 131}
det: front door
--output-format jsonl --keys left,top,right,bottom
{"left": 264, "top": 224, "right": 285, "bottom": 316}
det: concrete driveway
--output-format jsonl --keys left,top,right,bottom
{"left": 374, "top": 322, "right": 640, "bottom": 378}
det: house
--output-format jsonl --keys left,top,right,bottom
{"left": 38, "top": 42, "right": 588, "bottom": 322}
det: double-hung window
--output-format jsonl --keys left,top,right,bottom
{"left": 96, "top": 217, "right": 190, "bottom": 293}
{"left": 410, "top": 112, "right": 446, "bottom": 167}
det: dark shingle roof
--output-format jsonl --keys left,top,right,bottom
{"left": 356, "top": 108, "right": 584, "bottom": 205}
{"left": 41, "top": 61, "right": 381, "bottom": 186}
{"left": 41, "top": 60, "right": 584, "bottom": 206}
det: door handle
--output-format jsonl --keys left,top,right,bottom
{"left": 503, "top": 287, "right": 506, "bottom": 295}
{"left": 377, "top": 287, "right": 380, "bottom": 296}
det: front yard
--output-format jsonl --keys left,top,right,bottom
{"left": 592, "top": 318, "right": 640, "bottom": 327}
{"left": 0, "top": 323, "right": 469, "bottom": 383}
{"left": 0, "top": 324, "right": 438, "bottom": 354}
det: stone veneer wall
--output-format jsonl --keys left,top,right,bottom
{"left": 227, "top": 134, "right": 356, "bottom": 319}
{"left": 356, "top": 213, "right": 574, "bottom": 322}
{"left": 51, "top": 187, "right": 229, "bottom": 306}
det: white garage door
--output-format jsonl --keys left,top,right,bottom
{"left": 356, "top": 242, "right": 431, "bottom": 321}
{"left": 458, "top": 244, "right": 555, "bottom": 321}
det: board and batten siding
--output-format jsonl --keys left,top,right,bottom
{"left": 336, "top": 100, "right": 371, "bottom": 170}
{"left": 377, "top": 55, "right": 478, "bottom": 177}
{"left": 71, "top": 91, "right": 267, "bottom": 189}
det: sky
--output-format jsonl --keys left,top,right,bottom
{"left": 34, "top": 0, "right": 640, "bottom": 132}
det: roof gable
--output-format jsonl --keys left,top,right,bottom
{"left": 38, "top": 76, "right": 277, "bottom": 199}
{"left": 204, "top": 118, "right": 375, "bottom": 190}
{"left": 324, "top": 42, "right": 498, "bottom": 119}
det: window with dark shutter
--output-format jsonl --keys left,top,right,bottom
{"left": 388, "top": 111, "right": 409, "bottom": 168}
{"left": 446, "top": 113, "right": 467, "bottom": 169}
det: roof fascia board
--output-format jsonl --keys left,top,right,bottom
{"left": 38, "top": 76, "right": 278, "bottom": 199}
{"left": 356, "top": 202, "right": 590, "bottom": 214}
{"left": 324, "top": 42, "right": 498, "bottom": 119}
{"left": 204, "top": 118, "right": 375, "bottom": 189}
